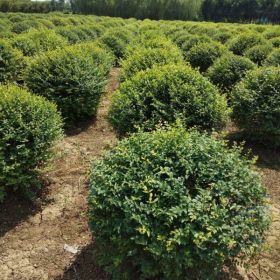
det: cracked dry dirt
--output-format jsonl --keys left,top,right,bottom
{"left": 0, "top": 68, "right": 280, "bottom": 280}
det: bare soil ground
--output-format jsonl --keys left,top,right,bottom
{"left": 0, "top": 68, "right": 279, "bottom": 280}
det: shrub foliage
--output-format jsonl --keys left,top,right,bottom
{"left": 0, "top": 39, "right": 25, "bottom": 83}
{"left": 109, "top": 64, "right": 229, "bottom": 135}
{"left": 185, "top": 41, "right": 226, "bottom": 72}
{"left": 0, "top": 85, "right": 63, "bottom": 201}
{"left": 121, "top": 46, "right": 183, "bottom": 79}
{"left": 89, "top": 127, "right": 270, "bottom": 279}
{"left": 25, "top": 43, "right": 113, "bottom": 124}
{"left": 207, "top": 54, "right": 256, "bottom": 91}
{"left": 232, "top": 67, "right": 280, "bottom": 141}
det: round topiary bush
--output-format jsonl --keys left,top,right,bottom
{"left": 232, "top": 67, "right": 280, "bottom": 141}
{"left": 265, "top": 48, "right": 280, "bottom": 67}
{"left": 55, "top": 26, "right": 84, "bottom": 44}
{"left": 120, "top": 46, "right": 183, "bottom": 80}
{"left": 212, "top": 30, "right": 233, "bottom": 44}
{"left": 88, "top": 126, "right": 270, "bottom": 280}
{"left": 263, "top": 29, "right": 280, "bottom": 40}
{"left": 227, "top": 32, "right": 265, "bottom": 55}
{"left": 173, "top": 33, "right": 191, "bottom": 48}
{"left": 12, "top": 28, "right": 67, "bottom": 56}
{"left": 124, "top": 36, "right": 176, "bottom": 58}
{"left": 25, "top": 43, "right": 113, "bottom": 125}
{"left": 0, "top": 85, "right": 63, "bottom": 202}
{"left": 100, "top": 27, "right": 134, "bottom": 60}
{"left": 207, "top": 54, "right": 256, "bottom": 91}
{"left": 185, "top": 41, "right": 227, "bottom": 72}
{"left": 11, "top": 20, "right": 41, "bottom": 34}
{"left": 269, "top": 37, "right": 280, "bottom": 48}
{"left": 180, "top": 34, "right": 212, "bottom": 56}
{"left": 109, "top": 64, "right": 229, "bottom": 136}
{"left": 0, "top": 39, "right": 25, "bottom": 83}
{"left": 244, "top": 44, "right": 273, "bottom": 66}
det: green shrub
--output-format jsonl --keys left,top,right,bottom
{"left": 50, "top": 16, "right": 68, "bottom": 27}
{"left": 244, "top": 44, "right": 273, "bottom": 65}
{"left": 232, "top": 67, "right": 280, "bottom": 141}
{"left": 0, "top": 20, "right": 10, "bottom": 33}
{"left": 207, "top": 54, "right": 256, "bottom": 91}
{"left": 125, "top": 36, "right": 176, "bottom": 57}
{"left": 227, "top": 32, "right": 265, "bottom": 55}
{"left": 180, "top": 34, "right": 212, "bottom": 56}
{"left": 12, "top": 28, "right": 67, "bottom": 56}
{"left": 0, "top": 85, "right": 63, "bottom": 202}
{"left": 265, "top": 48, "right": 280, "bottom": 66}
{"left": 0, "top": 39, "right": 25, "bottom": 83}
{"left": 173, "top": 33, "right": 191, "bottom": 48}
{"left": 269, "top": 37, "right": 280, "bottom": 48}
{"left": 100, "top": 27, "right": 134, "bottom": 59}
{"left": 55, "top": 26, "right": 84, "bottom": 44}
{"left": 109, "top": 64, "right": 229, "bottom": 136}
{"left": 121, "top": 46, "right": 183, "bottom": 80}
{"left": 25, "top": 43, "right": 113, "bottom": 125}
{"left": 212, "top": 31, "right": 232, "bottom": 44}
{"left": 89, "top": 126, "right": 270, "bottom": 280}
{"left": 185, "top": 41, "right": 227, "bottom": 72}
{"left": 78, "top": 25, "right": 100, "bottom": 40}
{"left": 37, "top": 19, "right": 55, "bottom": 29}
{"left": 11, "top": 20, "right": 41, "bottom": 34}
{"left": 263, "top": 29, "right": 280, "bottom": 40}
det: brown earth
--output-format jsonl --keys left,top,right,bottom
{"left": 0, "top": 68, "right": 279, "bottom": 280}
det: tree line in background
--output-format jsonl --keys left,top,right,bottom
{"left": 0, "top": 0, "right": 279, "bottom": 23}
{"left": 0, "top": 0, "right": 67, "bottom": 13}
{"left": 201, "top": 0, "right": 280, "bottom": 23}
{"left": 70, "top": 0, "right": 203, "bottom": 20}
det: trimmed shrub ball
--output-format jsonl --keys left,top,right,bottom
{"left": 227, "top": 32, "right": 265, "bottom": 55}
{"left": 11, "top": 20, "right": 41, "bottom": 34}
{"left": 0, "top": 85, "right": 63, "bottom": 202}
{"left": 263, "top": 29, "right": 280, "bottom": 40}
{"left": 88, "top": 126, "right": 270, "bottom": 280}
{"left": 244, "top": 44, "right": 273, "bottom": 66}
{"left": 207, "top": 54, "right": 256, "bottom": 91}
{"left": 232, "top": 67, "right": 280, "bottom": 142}
{"left": 185, "top": 41, "right": 227, "bottom": 72}
{"left": 100, "top": 27, "right": 134, "bottom": 60}
{"left": 109, "top": 64, "right": 229, "bottom": 136}
{"left": 0, "top": 39, "right": 25, "bottom": 83}
{"left": 180, "top": 34, "right": 212, "bottom": 56}
{"left": 120, "top": 46, "right": 184, "bottom": 80}
{"left": 269, "top": 37, "right": 280, "bottom": 48}
{"left": 173, "top": 33, "right": 192, "bottom": 48}
{"left": 265, "top": 48, "right": 280, "bottom": 67}
{"left": 25, "top": 43, "right": 114, "bottom": 125}
{"left": 12, "top": 28, "right": 67, "bottom": 56}
{"left": 124, "top": 36, "right": 177, "bottom": 58}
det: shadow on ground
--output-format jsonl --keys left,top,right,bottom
{"left": 226, "top": 131, "right": 280, "bottom": 171}
{"left": 57, "top": 242, "right": 108, "bottom": 280}
{"left": 0, "top": 187, "right": 51, "bottom": 238}
{"left": 64, "top": 116, "right": 98, "bottom": 137}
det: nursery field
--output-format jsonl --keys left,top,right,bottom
{"left": 0, "top": 12, "right": 280, "bottom": 280}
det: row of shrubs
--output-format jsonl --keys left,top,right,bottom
{"left": 0, "top": 15, "right": 139, "bottom": 202}
{"left": 108, "top": 29, "right": 280, "bottom": 143}
{"left": 0, "top": 41, "right": 114, "bottom": 201}
{"left": 87, "top": 28, "right": 273, "bottom": 279}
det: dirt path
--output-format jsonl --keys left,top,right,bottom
{"left": 0, "top": 67, "right": 280, "bottom": 280}
{"left": 0, "top": 69, "right": 119, "bottom": 280}
{"left": 247, "top": 147, "right": 280, "bottom": 280}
